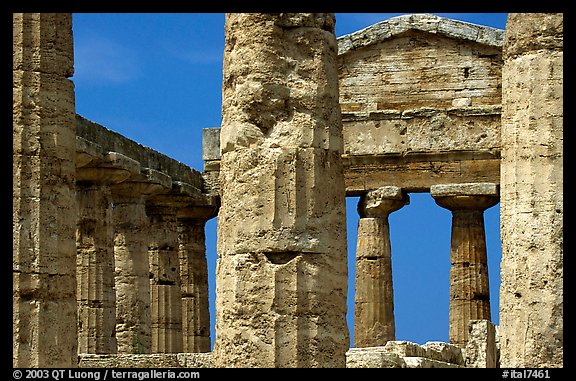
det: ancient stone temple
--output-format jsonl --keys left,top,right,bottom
{"left": 13, "top": 12, "right": 562, "bottom": 368}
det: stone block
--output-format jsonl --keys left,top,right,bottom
{"left": 346, "top": 347, "right": 405, "bottom": 368}
{"left": 202, "top": 127, "right": 221, "bottom": 161}
{"left": 383, "top": 340, "right": 427, "bottom": 358}
{"left": 422, "top": 341, "right": 465, "bottom": 365}
{"left": 177, "top": 353, "right": 213, "bottom": 368}
{"left": 403, "top": 357, "right": 464, "bottom": 368}
{"left": 464, "top": 319, "right": 498, "bottom": 368}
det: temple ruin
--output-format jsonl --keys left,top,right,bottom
{"left": 13, "top": 13, "right": 563, "bottom": 368}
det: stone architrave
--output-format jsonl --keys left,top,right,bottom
{"left": 76, "top": 153, "right": 136, "bottom": 354}
{"left": 354, "top": 186, "right": 409, "bottom": 347}
{"left": 431, "top": 183, "right": 499, "bottom": 348}
{"left": 499, "top": 13, "right": 563, "bottom": 368}
{"left": 13, "top": 13, "right": 78, "bottom": 367}
{"left": 213, "top": 13, "right": 349, "bottom": 367}
{"left": 112, "top": 169, "right": 170, "bottom": 354}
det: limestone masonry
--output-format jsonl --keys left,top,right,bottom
{"left": 13, "top": 13, "right": 562, "bottom": 368}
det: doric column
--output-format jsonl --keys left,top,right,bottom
{"left": 13, "top": 13, "right": 78, "bottom": 367}
{"left": 214, "top": 13, "right": 349, "bottom": 367}
{"left": 147, "top": 193, "right": 183, "bottom": 354}
{"left": 177, "top": 204, "right": 217, "bottom": 353}
{"left": 431, "top": 183, "right": 499, "bottom": 348}
{"left": 500, "top": 13, "right": 563, "bottom": 368}
{"left": 354, "top": 186, "right": 409, "bottom": 348}
{"left": 75, "top": 153, "right": 136, "bottom": 354}
{"left": 111, "top": 169, "right": 170, "bottom": 354}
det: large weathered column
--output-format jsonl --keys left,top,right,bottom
{"left": 431, "top": 183, "right": 499, "bottom": 348}
{"left": 178, "top": 203, "right": 216, "bottom": 353}
{"left": 76, "top": 153, "right": 136, "bottom": 354}
{"left": 13, "top": 13, "right": 78, "bottom": 367}
{"left": 111, "top": 169, "right": 170, "bottom": 354}
{"left": 354, "top": 186, "right": 409, "bottom": 348}
{"left": 500, "top": 13, "right": 563, "bottom": 367}
{"left": 147, "top": 192, "right": 184, "bottom": 354}
{"left": 213, "top": 13, "right": 349, "bottom": 367}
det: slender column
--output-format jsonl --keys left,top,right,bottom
{"left": 177, "top": 205, "right": 216, "bottom": 353}
{"left": 75, "top": 159, "right": 132, "bottom": 354}
{"left": 111, "top": 171, "right": 169, "bottom": 354}
{"left": 354, "top": 186, "right": 409, "bottom": 348}
{"left": 13, "top": 13, "right": 77, "bottom": 367}
{"left": 431, "top": 183, "right": 499, "bottom": 348}
{"left": 500, "top": 13, "right": 563, "bottom": 368}
{"left": 214, "top": 13, "right": 349, "bottom": 367}
{"left": 146, "top": 196, "right": 183, "bottom": 354}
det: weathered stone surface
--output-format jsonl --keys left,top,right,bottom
{"left": 213, "top": 13, "right": 349, "bottom": 368}
{"left": 422, "top": 341, "right": 465, "bottom": 365}
{"left": 430, "top": 182, "right": 498, "bottom": 197}
{"left": 354, "top": 187, "right": 408, "bottom": 347}
{"left": 112, "top": 182, "right": 166, "bottom": 354}
{"left": 178, "top": 208, "right": 213, "bottom": 353}
{"left": 346, "top": 347, "right": 405, "bottom": 368}
{"left": 403, "top": 356, "right": 464, "bottom": 368}
{"left": 13, "top": 13, "right": 78, "bottom": 367}
{"left": 78, "top": 353, "right": 212, "bottom": 368}
{"left": 503, "top": 13, "right": 563, "bottom": 58}
{"left": 384, "top": 341, "right": 428, "bottom": 358}
{"left": 499, "top": 13, "right": 563, "bottom": 368}
{"left": 432, "top": 187, "right": 498, "bottom": 347}
{"left": 146, "top": 198, "right": 183, "bottom": 354}
{"left": 338, "top": 14, "right": 504, "bottom": 56}
{"left": 202, "top": 127, "right": 221, "bottom": 162}
{"left": 76, "top": 183, "right": 118, "bottom": 354}
{"left": 464, "top": 320, "right": 498, "bottom": 368}
{"left": 345, "top": 341, "right": 465, "bottom": 368}
{"left": 337, "top": 14, "right": 503, "bottom": 196}
{"left": 76, "top": 115, "right": 205, "bottom": 192}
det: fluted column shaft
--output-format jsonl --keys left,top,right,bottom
{"left": 13, "top": 13, "right": 77, "bottom": 367}
{"left": 500, "top": 13, "right": 563, "bottom": 368}
{"left": 112, "top": 182, "right": 163, "bottom": 354}
{"left": 177, "top": 206, "right": 215, "bottom": 353}
{"left": 432, "top": 183, "right": 498, "bottom": 348}
{"left": 354, "top": 186, "right": 408, "bottom": 348}
{"left": 146, "top": 200, "right": 183, "bottom": 354}
{"left": 75, "top": 163, "right": 132, "bottom": 355}
{"left": 214, "top": 13, "right": 348, "bottom": 367}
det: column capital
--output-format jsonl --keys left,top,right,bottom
{"left": 431, "top": 183, "right": 499, "bottom": 211}
{"left": 358, "top": 186, "right": 409, "bottom": 218}
{"left": 111, "top": 167, "right": 172, "bottom": 200}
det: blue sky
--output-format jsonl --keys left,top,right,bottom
{"left": 72, "top": 13, "right": 507, "bottom": 349}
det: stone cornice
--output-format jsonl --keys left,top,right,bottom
{"left": 337, "top": 14, "right": 505, "bottom": 56}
